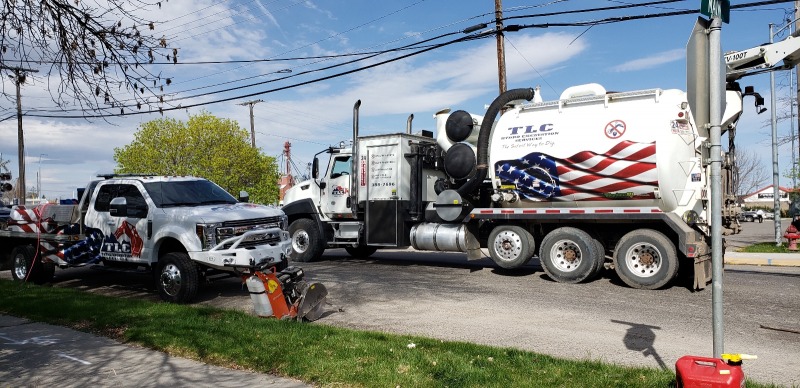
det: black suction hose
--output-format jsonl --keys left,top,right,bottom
{"left": 456, "top": 88, "right": 535, "bottom": 196}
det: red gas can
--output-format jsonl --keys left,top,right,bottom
{"left": 675, "top": 354, "right": 754, "bottom": 388}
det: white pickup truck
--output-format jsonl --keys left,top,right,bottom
{"left": 0, "top": 174, "right": 292, "bottom": 303}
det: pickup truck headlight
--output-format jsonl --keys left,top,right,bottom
{"left": 280, "top": 214, "right": 289, "bottom": 230}
{"left": 196, "top": 223, "right": 222, "bottom": 250}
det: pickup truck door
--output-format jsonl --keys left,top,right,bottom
{"left": 320, "top": 155, "right": 353, "bottom": 218}
{"left": 89, "top": 183, "right": 152, "bottom": 264}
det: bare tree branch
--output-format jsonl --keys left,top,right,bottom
{"left": 731, "top": 147, "right": 769, "bottom": 197}
{"left": 0, "top": 0, "right": 176, "bottom": 116}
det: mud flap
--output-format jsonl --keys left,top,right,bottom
{"left": 465, "top": 222, "right": 482, "bottom": 261}
{"left": 693, "top": 256, "right": 712, "bottom": 290}
{"left": 297, "top": 282, "right": 328, "bottom": 321}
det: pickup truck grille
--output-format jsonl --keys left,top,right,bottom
{"left": 221, "top": 216, "right": 282, "bottom": 228}
{"left": 215, "top": 217, "right": 285, "bottom": 249}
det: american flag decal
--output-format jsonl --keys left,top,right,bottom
{"left": 495, "top": 141, "right": 657, "bottom": 201}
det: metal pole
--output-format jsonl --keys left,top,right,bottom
{"left": 38, "top": 153, "right": 46, "bottom": 199}
{"left": 709, "top": 15, "right": 724, "bottom": 359}
{"left": 796, "top": 1, "right": 800, "bottom": 175}
{"left": 792, "top": 71, "right": 797, "bottom": 189}
{"left": 769, "top": 24, "right": 782, "bottom": 246}
{"left": 494, "top": 0, "right": 507, "bottom": 94}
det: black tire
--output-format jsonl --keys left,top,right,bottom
{"left": 289, "top": 218, "right": 325, "bottom": 262}
{"left": 613, "top": 229, "right": 678, "bottom": 290}
{"left": 344, "top": 245, "right": 378, "bottom": 258}
{"left": 745, "top": 216, "right": 753, "bottom": 222}
{"left": 539, "top": 227, "right": 598, "bottom": 283}
{"left": 590, "top": 238, "right": 606, "bottom": 280}
{"left": 11, "top": 245, "right": 45, "bottom": 284}
{"left": 157, "top": 252, "right": 199, "bottom": 303}
{"left": 487, "top": 225, "right": 536, "bottom": 269}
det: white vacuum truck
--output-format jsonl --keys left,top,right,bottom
{"left": 282, "top": 34, "right": 800, "bottom": 290}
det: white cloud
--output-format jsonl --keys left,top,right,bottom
{"left": 610, "top": 48, "right": 685, "bottom": 72}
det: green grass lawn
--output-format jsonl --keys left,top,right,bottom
{"left": 738, "top": 242, "right": 795, "bottom": 253}
{"left": 0, "top": 280, "right": 781, "bottom": 387}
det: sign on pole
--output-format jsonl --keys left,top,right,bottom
{"left": 700, "top": 0, "right": 730, "bottom": 23}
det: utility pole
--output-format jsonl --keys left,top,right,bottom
{"left": 1, "top": 65, "right": 38, "bottom": 204}
{"left": 238, "top": 99, "right": 263, "bottom": 147}
{"left": 494, "top": 0, "right": 507, "bottom": 94}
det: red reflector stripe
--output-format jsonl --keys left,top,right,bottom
{"left": 569, "top": 210, "right": 585, "bottom": 214}
{"left": 545, "top": 209, "right": 560, "bottom": 214}
{"left": 522, "top": 209, "right": 537, "bottom": 214}
{"left": 480, "top": 210, "right": 493, "bottom": 214}
{"left": 623, "top": 209, "right": 641, "bottom": 213}
{"left": 595, "top": 209, "right": 613, "bottom": 213}
{"left": 501, "top": 210, "right": 514, "bottom": 214}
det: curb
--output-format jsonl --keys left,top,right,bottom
{"left": 724, "top": 252, "right": 800, "bottom": 267}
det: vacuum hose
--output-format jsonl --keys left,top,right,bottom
{"left": 456, "top": 88, "right": 535, "bottom": 196}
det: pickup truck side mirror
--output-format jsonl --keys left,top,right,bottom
{"left": 109, "top": 197, "right": 128, "bottom": 217}
{"left": 239, "top": 191, "right": 250, "bottom": 203}
{"left": 312, "top": 157, "right": 319, "bottom": 179}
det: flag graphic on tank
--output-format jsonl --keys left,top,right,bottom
{"left": 494, "top": 141, "right": 657, "bottom": 201}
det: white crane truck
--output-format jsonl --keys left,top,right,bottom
{"left": 1, "top": 174, "right": 292, "bottom": 303}
{"left": 281, "top": 33, "right": 800, "bottom": 290}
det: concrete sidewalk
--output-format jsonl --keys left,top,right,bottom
{"left": 724, "top": 251, "right": 800, "bottom": 266}
{"left": 0, "top": 315, "right": 309, "bottom": 388}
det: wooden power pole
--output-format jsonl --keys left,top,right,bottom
{"left": 1, "top": 65, "right": 38, "bottom": 204}
{"left": 238, "top": 99, "right": 263, "bottom": 147}
{"left": 495, "top": 0, "right": 507, "bottom": 95}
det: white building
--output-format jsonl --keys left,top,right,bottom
{"left": 740, "top": 185, "right": 795, "bottom": 211}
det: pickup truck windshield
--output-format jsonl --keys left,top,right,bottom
{"left": 143, "top": 180, "right": 237, "bottom": 208}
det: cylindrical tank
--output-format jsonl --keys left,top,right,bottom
{"left": 487, "top": 86, "right": 703, "bottom": 213}
{"left": 410, "top": 223, "right": 467, "bottom": 252}
{"left": 246, "top": 275, "right": 273, "bottom": 317}
{"left": 435, "top": 109, "right": 483, "bottom": 152}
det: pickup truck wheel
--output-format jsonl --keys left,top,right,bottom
{"left": 539, "top": 227, "right": 598, "bottom": 283}
{"left": 157, "top": 252, "right": 199, "bottom": 303}
{"left": 487, "top": 225, "right": 535, "bottom": 269}
{"left": 11, "top": 245, "right": 42, "bottom": 283}
{"left": 344, "top": 245, "right": 378, "bottom": 258}
{"left": 613, "top": 229, "right": 678, "bottom": 290}
{"left": 289, "top": 218, "right": 324, "bottom": 262}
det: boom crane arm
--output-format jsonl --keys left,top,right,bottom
{"left": 725, "top": 31, "right": 800, "bottom": 81}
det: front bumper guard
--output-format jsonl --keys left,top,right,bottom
{"left": 190, "top": 229, "right": 292, "bottom": 269}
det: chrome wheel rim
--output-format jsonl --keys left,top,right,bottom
{"left": 492, "top": 230, "right": 523, "bottom": 263}
{"left": 160, "top": 264, "right": 182, "bottom": 297}
{"left": 13, "top": 254, "right": 28, "bottom": 279}
{"left": 549, "top": 239, "right": 583, "bottom": 272}
{"left": 624, "top": 243, "right": 662, "bottom": 278}
{"left": 292, "top": 230, "right": 310, "bottom": 254}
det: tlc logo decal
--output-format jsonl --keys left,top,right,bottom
{"left": 332, "top": 185, "right": 349, "bottom": 196}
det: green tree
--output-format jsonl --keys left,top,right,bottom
{"left": 114, "top": 112, "right": 280, "bottom": 204}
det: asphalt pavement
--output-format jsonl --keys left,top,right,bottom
{"left": 0, "top": 219, "right": 797, "bottom": 387}
{"left": 724, "top": 218, "right": 800, "bottom": 266}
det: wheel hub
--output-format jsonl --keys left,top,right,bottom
{"left": 625, "top": 243, "right": 661, "bottom": 278}
{"left": 493, "top": 232, "right": 522, "bottom": 261}
{"left": 550, "top": 240, "right": 582, "bottom": 272}
{"left": 13, "top": 255, "right": 28, "bottom": 279}
{"left": 160, "top": 264, "right": 182, "bottom": 297}
{"left": 292, "top": 230, "right": 310, "bottom": 253}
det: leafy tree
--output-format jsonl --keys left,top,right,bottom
{"left": 114, "top": 112, "right": 280, "bottom": 204}
{"left": 0, "top": 0, "right": 176, "bottom": 113}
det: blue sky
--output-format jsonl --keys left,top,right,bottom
{"left": 1, "top": 0, "right": 798, "bottom": 201}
